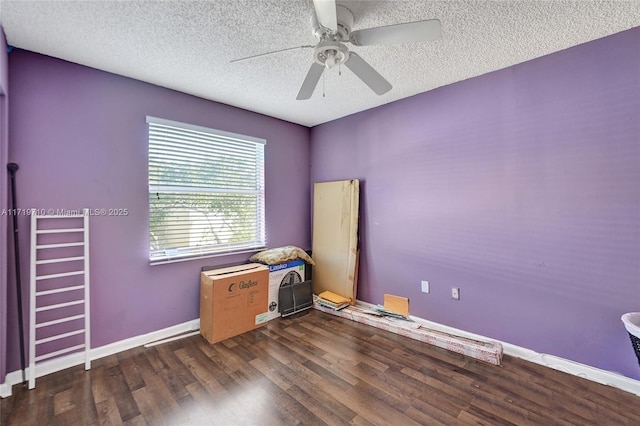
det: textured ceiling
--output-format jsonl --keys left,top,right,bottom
{"left": 1, "top": 1, "right": 639, "bottom": 127}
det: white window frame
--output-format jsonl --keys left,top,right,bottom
{"left": 147, "top": 116, "right": 266, "bottom": 264}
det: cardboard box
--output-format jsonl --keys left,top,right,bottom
{"left": 267, "top": 260, "right": 306, "bottom": 321}
{"left": 200, "top": 263, "right": 269, "bottom": 344}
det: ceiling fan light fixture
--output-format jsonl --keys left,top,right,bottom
{"left": 325, "top": 50, "right": 337, "bottom": 68}
{"left": 313, "top": 41, "right": 348, "bottom": 68}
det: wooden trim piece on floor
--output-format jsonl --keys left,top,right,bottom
{"left": 314, "top": 300, "right": 503, "bottom": 365}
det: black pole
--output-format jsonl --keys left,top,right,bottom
{"left": 7, "top": 163, "right": 26, "bottom": 383}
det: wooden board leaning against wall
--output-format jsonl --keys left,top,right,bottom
{"left": 312, "top": 179, "right": 359, "bottom": 303}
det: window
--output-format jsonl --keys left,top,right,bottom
{"left": 147, "top": 116, "right": 266, "bottom": 263}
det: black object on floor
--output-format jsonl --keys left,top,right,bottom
{"left": 7, "top": 162, "right": 26, "bottom": 383}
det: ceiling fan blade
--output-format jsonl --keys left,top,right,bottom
{"left": 230, "top": 45, "right": 314, "bottom": 63}
{"left": 313, "top": 0, "right": 338, "bottom": 32}
{"left": 350, "top": 19, "right": 441, "bottom": 46}
{"left": 345, "top": 52, "right": 392, "bottom": 96}
{"left": 297, "top": 63, "right": 325, "bottom": 100}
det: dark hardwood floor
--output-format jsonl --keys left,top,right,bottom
{"left": 2, "top": 309, "right": 639, "bottom": 425}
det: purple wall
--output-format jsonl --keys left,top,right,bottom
{"left": 311, "top": 28, "right": 640, "bottom": 379}
{"left": 1, "top": 27, "right": 9, "bottom": 384}
{"left": 5, "top": 50, "right": 310, "bottom": 373}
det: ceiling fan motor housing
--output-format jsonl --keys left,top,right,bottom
{"left": 310, "top": 5, "right": 354, "bottom": 68}
{"left": 311, "top": 4, "right": 354, "bottom": 42}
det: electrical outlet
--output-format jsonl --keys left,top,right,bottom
{"left": 451, "top": 287, "right": 460, "bottom": 300}
{"left": 421, "top": 280, "right": 429, "bottom": 293}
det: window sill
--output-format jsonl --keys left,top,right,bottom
{"left": 149, "top": 247, "right": 265, "bottom": 266}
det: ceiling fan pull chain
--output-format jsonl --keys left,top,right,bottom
{"left": 323, "top": 71, "right": 326, "bottom": 97}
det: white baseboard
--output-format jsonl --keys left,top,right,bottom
{"left": 1, "top": 319, "right": 200, "bottom": 398}
{"left": 0, "top": 370, "right": 23, "bottom": 398}
{"left": 90, "top": 319, "right": 200, "bottom": 361}
{"left": 355, "top": 300, "right": 640, "bottom": 397}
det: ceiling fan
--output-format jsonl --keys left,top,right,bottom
{"left": 231, "top": 0, "right": 441, "bottom": 100}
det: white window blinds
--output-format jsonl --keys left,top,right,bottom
{"left": 147, "top": 116, "right": 266, "bottom": 263}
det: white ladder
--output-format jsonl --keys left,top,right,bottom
{"left": 28, "top": 209, "right": 91, "bottom": 389}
